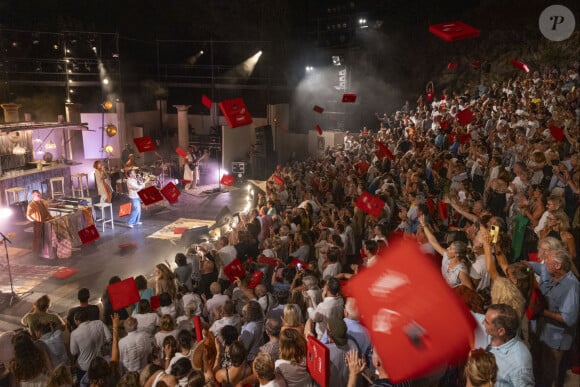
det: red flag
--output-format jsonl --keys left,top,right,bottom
{"left": 306, "top": 336, "right": 330, "bottom": 387}
{"left": 118, "top": 202, "right": 131, "bottom": 217}
{"left": 456, "top": 108, "right": 474, "bottom": 125}
{"left": 375, "top": 141, "right": 395, "bottom": 160}
{"left": 219, "top": 97, "right": 253, "bottom": 128}
{"left": 469, "top": 59, "right": 481, "bottom": 70}
{"left": 150, "top": 295, "right": 160, "bottom": 311}
{"left": 316, "top": 124, "right": 323, "bottom": 135}
{"left": 137, "top": 186, "right": 164, "bottom": 206}
{"left": 511, "top": 59, "right": 530, "bottom": 73}
{"left": 133, "top": 136, "right": 156, "bottom": 153}
{"left": 160, "top": 182, "right": 180, "bottom": 204}
{"left": 176, "top": 147, "right": 188, "bottom": 158}
{"left": 429, "top": 21, "right": 480, "bottom": 41}
{"left": 257, "top": 256, "right": 279, "bottom": 267}
{"left": 447, "top": 62, "right": 458, "bottom": 70}
{"left": 78, "top": 224, "right": 100, "bottom": 245}
{"left": 438, "top": 201, "right": 449, "bottom": 221}
{"left": 273, "top": 175, "right": 284, "bottom": 186}
{"left": 193, "top": 316, "right": 203, "bottom": 342}
{"left": 548, "top": 125, "right": 564, "bottom": 142}
{"left": 107, "top": 278, "right": 140, "bottom": 310}
{"left": 355, "top": 191, "right": 385, "bottom": 218}
{"left": 354, "top": 161, "right": 370, "bottom": 176}
{"left": 220, "top": 174, "right": 235, "bottom": 186}
{"left": 342, "top": 93, "right": 357, "bottom": 103}
{"left": 288, "top": 257, "right": 306, "bottom": 268}
{"left": 343, "top": 239, "right": 476, "bottom": 382}
{"left": 313, "top": 105, "right": 324, "bottom": 114}
{"left": 459, "top": 133, "right": 471, "bottom": 145}
{"left": 223, "top": 258, "right": 246, "bottom": 283}
{"left": 201, "top": 94, "right": 212, "bottom": 109}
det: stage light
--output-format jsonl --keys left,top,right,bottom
{"left": 200, "top": 50, "right": 204, "bottom": 55}
{"left": 359, "top": 18, "right": 368, "bottom": 28}
{"left": 102, "top": 100, "right": 113, "bottom": 110}
{"left": 102, "top": 78, "right": 109, "bottom": 85}
{"left": 105, "top": 124, "right": 118, "bottom": 137}
{"left": 53, "top": 44, "right": 59, "bottom": 50}
{"left": 332, "top": 56, "right": 342, "bottom": 66}
{"left": 69, "top": 89, "right": 74, "bottom": 94}
{"left": 104, "top": 145, "right": 114, "bottom": 154}
{"left": 237, "top": 51, "right": 263, "bottom": 77}
{"left": 0, "top": 207, "right": 13, "bottom": 218}
{"left": 44, "top": 140, "right": 57, "bottom": 150}
{"left": 305, "top": 66, "right": 314, "bottom": 72}
{"left": 66, "top": 49, "right": 71, "bottom": 54}
{"left": 92, "top": 46, "right": 97, "bottom": 53}
{"left": 68, "top": 79, "right": 73, "bottom": 84}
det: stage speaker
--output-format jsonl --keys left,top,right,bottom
{"left": 209, "top": 206, "right": 232, "bottom": 231}
{"left": 180, "top": 226, "right": 210, "bottom": 247}
{"left": 255, "top": 125, "right": 273, "bottom": 157}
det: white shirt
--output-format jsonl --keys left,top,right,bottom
{"left": 134, "top": 312, "right": 159, "bottom": 335}
{"left": 218, "top": 245, "right": 238, "bottom": 281}
{"left": 119, "top": 330, "right": 153, "bottom": 372}
{"left": 127, "top": 176, "right": 145, "bottom": 199}
{"left": 307, "top": 296, "right": 344, "bottom": 337}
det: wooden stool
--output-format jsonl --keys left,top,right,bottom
{"left": 71, "top": 173, "right": 90, "bottom": 198}
{"left": 5, "top": 187, "right": 26, "bottom": 206}
{"left": 49, "top": 177, "right": 65, "bottom": 199}
{"left": 93, "top": 202, "right": 114, "bottom": 232}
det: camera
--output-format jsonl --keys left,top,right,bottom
{"left": 489, "top": 225, "right": 499, "bottom": 244}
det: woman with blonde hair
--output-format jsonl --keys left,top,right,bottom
{"left": 464, "top": 348, "right": 497, "bottom": 387}
{"left": 281, "top": 304, "right": 304, "bottom": 336}
{"left": 539, "top": 211, "right": 576, "bottom": 258}
{"left": 155, "top": 263, "right": 177, "bottom": 300}
{"left": 154, "top": 314, "right": 179, "bottom": 350}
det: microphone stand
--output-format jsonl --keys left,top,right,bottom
{"left": 1, "top": 231, "right": 33, "bottom": 306}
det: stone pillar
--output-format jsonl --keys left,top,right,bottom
{"left": 1, "top": 103, "right": 21, "bottom": 123}
{"left": 173, "top": 105, "right": 191, "bottom": 165}
{"left": 65, "top": 103, "right": 82, "bottom": 123}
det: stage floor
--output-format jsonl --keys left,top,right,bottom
{"left": 0, "top": 182, "right": 250, "bottom": 332}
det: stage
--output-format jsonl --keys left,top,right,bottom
{"left": 0, "top": 182, "right": 249, "bottom": 332}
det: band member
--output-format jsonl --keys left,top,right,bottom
{"left": 93, "top": 160, "right": 113, "bottom": 202}
{"left": 124, "top": 153, "right": 137, "bottom": 172}
{"left": 183, "top": 145, "right": 198, "bottom": 190}
{"left": 121, "top": 143, "right": 134, "bottom": 166}
{"left": 126, "top": 168, "right": 148, "bottom": 228}
{"left": 26, "top": 190, "right": 53, "bottom": 257}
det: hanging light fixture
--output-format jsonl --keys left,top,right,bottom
{"left": 102, "top": 100, "right": 113, "bottom": 110}
{"left": 45, "top": 140, "right": 57, "bottom": 150}
{"left": 104, "top": 144, "right": 114, "bottom": 154}
{"left": 105, "top": 124, "right": 117, "bottom": 137}
{"left": 12, "top": 144, "right": 26, "bottom": 155}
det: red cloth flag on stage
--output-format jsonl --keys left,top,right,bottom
{"left": 343, "top": 239, "right": 476, "bottom": 382}
{"left": 307, "top": 336, "right": 330, "bottom": 387}
{"left": 173, "top": 227, "right": 188, "bottom": 235}
{"left": 176, "top": 147, "right": 188, "bottom": 158}
{"left": 313, "top": 105, "right": 324, "bottom": 114}
{"left": 456, "top": 108, "right": 474, "bottom": 125}
{"left": 548, "top": 125, "right": 564, "bottom": 142}
{"left": 375, "top": 141, "right": 395, "bottom": 160}
{"left": 429, "top": 21, "right": 480, "bottom": 41}
{"left": 137, "top": 186, "right": 164, "bottom": 206}
{"left": 119, "top": 202, "right": 131, "bottom": 217}
{"left": 220, "top": 174, "right": 235, "bottom": 186}
{"left": 223, "top": 258, "right": 246, "bottom": 283}
{"left": 78, "top": 224, "right": 100, "bottom": 245}
{"left": 511, "top": 59, "right": 530, "bottom": 73}
{"left": 316, "top": 124, "right": 323, "bottom": 135}
{"left": 355, "top": 191, "right": 385, "bottom": 218}
{"left": 201, "top": 94, "right": 212, "bottom": 109}
{"left": 342, "top": 93, "right": 357, "bottom": 103}
{"left": 107, "top": 277, "right": 140, "bottom": 310}
{"left": 219, "top": 97, "right": 253, "bottom": 128}
{"left": 160, "top": 182, "right": 180, "bottom": 204}
{"left": 133, "top": 136, "right": 156, "bottom": 152}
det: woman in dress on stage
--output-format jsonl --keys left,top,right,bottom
{"left": 93, "top": 160, "right": 113, "bottom": 203}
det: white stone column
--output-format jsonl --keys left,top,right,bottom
{"left": 173, "top": 105, "right": 191, "bottom": 165}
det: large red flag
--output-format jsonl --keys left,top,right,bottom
{"left": 355, "top": 191, "right": 385, "bottom": 218}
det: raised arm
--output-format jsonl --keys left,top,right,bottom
{"left": 447, "top": 198, "right": 478, "bottom": 223}
{"left": 481, "top": 225, "right": 500, "bottom": 281}
{"left": 419, "top": 214, "right": 446, "bottom": 256}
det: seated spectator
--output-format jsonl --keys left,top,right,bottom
{"left": 173, "top": 252, "right": 193, "bottom": 291}
{"left": 20, "top": 294, "right": 65, "bottom": 332}
{"left": 240, "top": 300, "right": 265, "bottom": 362}
{"left": 253, "top": 352, "right": 288, "bottom": 387}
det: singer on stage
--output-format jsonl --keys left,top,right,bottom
{"left": 126, "top": 168, "right": 147, "bottom": 228}
{"left": 93, "top": 160, "right": 112, "bottom": 203}
{"left": 26, "top": 190, "right": 53, "bottom": 257}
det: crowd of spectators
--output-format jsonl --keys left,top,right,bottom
{"left": 0, "top": 62, "right": 579, "bottom": 387}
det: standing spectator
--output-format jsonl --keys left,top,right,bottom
{"left": 133, "top": 299, "right": 159, "bottom": 335}
{"left": 173, "top": 253, "right": 193, "bottom": 292}
{"left": 8, "top": 331, "right": 53, "bottom": 386}
{"left": 101, "top": 276, "right": 130, "bottom": 326}
{"left": 306, "top": 277, "right": 345, "bottom": 338}
{"left": 216, "top": 235, "right": 237, "bottom": 289}
{"left": 253, "top": 352, "right": 288, "bottom": 387}
{"left": 482, "top": 304, "right": 534, "bottom": 386}
{"left": 240, "top": 301, "right": 265, "bottom": 362}
{"left": 155, "top": 263, "right": 177, "bottom": 300}
{"left": 275, "top": 329, "right": 315, "bottom": 387}
{"left": 325, "top": 317, "right": 357, "bottom": 387}
{"left": 70, "top": 309, "right": 112, "bottom": 381}
{"left": 259, "top": 318, "right": 282, "bottom": 360}
{"left": 33, "top": 322, "right": 69, "bottom": 368}
{"left": 66, "top": 288, "right": 100, "bottom": 331}
{"left": 529, "top": 247, "right": 580, "bottom": 386}
{"left": 204, "top": 282, "right": 230, "bottom": 324}
{"left": 464, "top": 348, "right": 498, "bottom": 387}
{"left": 210, "top": 300, "right": 241, "bottom": 337}
{"left": 118, "top": 317, "right": 152, "bottom": 373}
